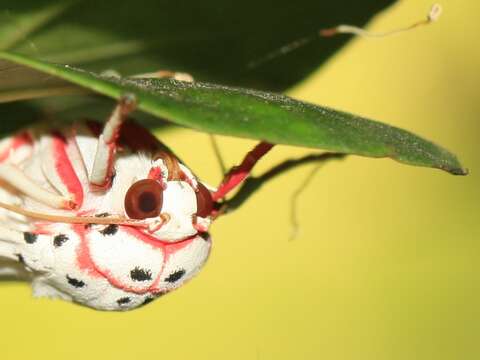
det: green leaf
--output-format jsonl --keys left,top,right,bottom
{"left": 0, "top": 0, "right": 396, "bottom": 91}
{"left": 0, "top": 51, "right": 466, "bottom": 175}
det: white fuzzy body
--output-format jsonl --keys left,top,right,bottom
{"left": 0, "top": 121, "right": 212, "bottom": 311}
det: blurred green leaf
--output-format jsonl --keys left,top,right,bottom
{"left": 0, "top": 51, "right": 466, "bottom": 175}
{"left": 0, "top": 0, "right": 395, "bottom": 91}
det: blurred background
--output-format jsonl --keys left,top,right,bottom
{"left": 1, "top": 0, "right": 478, "bottom": 359}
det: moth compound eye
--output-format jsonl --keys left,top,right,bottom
{"left": 195, "top": 183, "right": 213, "bottom": 217}
{"left": 125, "top": 179, "right": 163, "bottom": 219}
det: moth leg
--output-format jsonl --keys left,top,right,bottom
{"left": 0, "top": 131, "right": 71, "bottom": 209}
{"left": 212, "top": 141, "right": 274, "bottom": 202}
{"left": 40, "top": 131, "right": 88, "bottom": 210}
{"left": 220, "top": 153, "right": 346, "bottom": 217}
{"left": 0, "top": 163, "right": 72, "bottom": 209}
{"left": 89, "top": 95, "right": 137, "bottom": 190}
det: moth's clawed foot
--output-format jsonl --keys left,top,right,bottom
{"left": 118, "top": 93, "right": 137, "bottom": 115}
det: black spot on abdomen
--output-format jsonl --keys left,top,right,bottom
{"left": 100, "top": 224, "right": 118, "bottom": 236}
{"left": 165, "top": 269, "right": 186, "bottom": 283}
{"left": 66, "top": 275, "right": 85, "bottom": 288}
{"left": 130, "top": 267, "right": 153, "bottom": 281}
{"left": 23, "top": 232, "right": 37, "bottom": 244}
{"left": 53, "top": 234, "right": 69, "bottom": 247}
{"left": 117, "top": 297, "right": 131, "bottom": 305}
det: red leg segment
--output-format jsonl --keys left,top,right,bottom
{"left": 212, "top": 141, "right": 274, "bottom": 202}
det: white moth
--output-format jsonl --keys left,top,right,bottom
{"left": 0, "top": 95, "right": 272, "bottom": 311}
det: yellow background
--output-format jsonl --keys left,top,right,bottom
{"left": 1, "top": 0, "right": 478, "bottom": 359}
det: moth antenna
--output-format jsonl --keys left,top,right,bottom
{"left": 320, "top": 4, "right": 442, "bottom": 38}
{"left": 247, "top": 36, "right": 314, "bottom": 69}
{"left": 0, "top": 201, "right": 148, "bottom": 226}
{"left": 154, "top": 151, "right": 183, "bottom": 180}
{"left": 248, "top": 4, "right": 442, "bottom": 69}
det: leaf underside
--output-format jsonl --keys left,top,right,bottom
{"left": 0, "top": 51, "right": 466, "bottom": 175}
{"left": 0, "top": 0, "right": 395, "bottom": 91}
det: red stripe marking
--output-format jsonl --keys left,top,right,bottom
{"left": 122, "top": 226, "right": 196, "bottom": 251}
{"left": 0, "top": 132, "right": 33, "bottom": 163}
{"left": 73, "top": 225, "right": 102, "bottom": 278}
{"left": 88, "top": 226, "right": 166, "bottom": 294}
{"left": 98, "top": 228, "right": 196, "bottom": 294}
{"left": 147, "top": 166, "right": 163, "bottom": 181}
{"left": 51, "top": 132, "right": 84, "bottom": 208}
{"left": 75, "top": 224, "right": 199, "bottom": 294}
{"left": 148, "top": 234, "right": 202, "bottom": 292}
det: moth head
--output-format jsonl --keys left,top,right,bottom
{"left": 122, "top": 151, "right": 213, "bottom": 242}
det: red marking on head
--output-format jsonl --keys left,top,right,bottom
{"left": 51, "top": 132, "right": 84, "bottom": 209}
{"left": 147, "top": 167, "right": 164, "bottom": 182}
{"left": 121, "top": 226, "right": 195, "bottom": 251}
{"left": 162, "top": 237, "right": 195, "bottom": 259}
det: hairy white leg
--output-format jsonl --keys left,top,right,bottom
{"left": 40, "top": 131, "right": 88, "bottom": 210}
{"left": 0, "top": 163, "right": 70, "bottom": 209}
{"left": 90, "top": 95, "right": 137, "bottom": 189}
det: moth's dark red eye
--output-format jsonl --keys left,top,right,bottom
{"left": 195, "top": 183, "right": 213, "bottom": 217}
{"left": 125, "top": 179, "right": 163, "bottom": 219}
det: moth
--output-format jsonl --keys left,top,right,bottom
{"left": 0, "top": 95, "right": 272, "bottom": 311}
